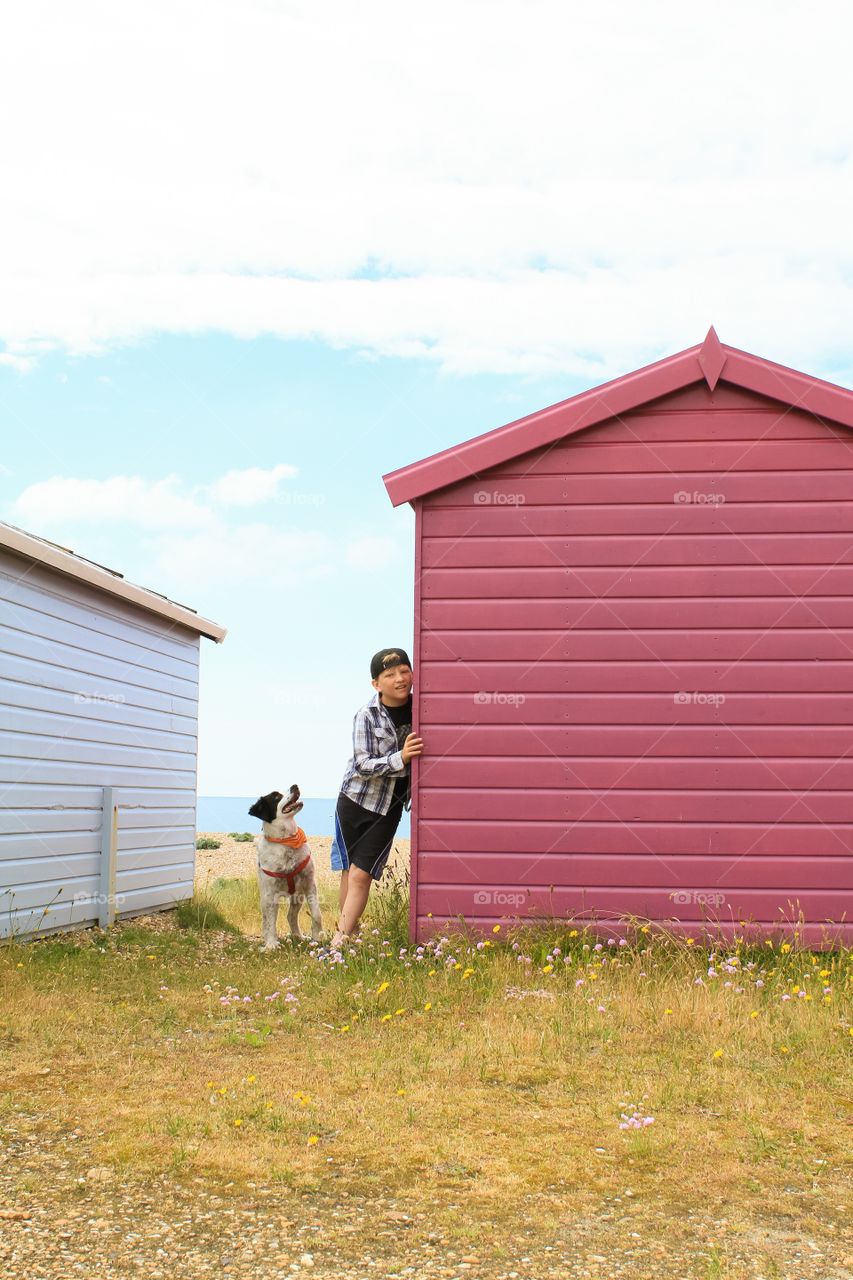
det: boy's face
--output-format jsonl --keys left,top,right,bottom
{"left": 372, "top": 663, "right": 413, "bottom": 704}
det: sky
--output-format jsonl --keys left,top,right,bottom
{"left": 2, "top": 0, "right": 853, "bottom": 795}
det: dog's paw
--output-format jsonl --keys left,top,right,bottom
{"left": 261, "top": 939, "right": 281, "bottom": 953}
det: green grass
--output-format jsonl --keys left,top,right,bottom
{"left": 1, "top": 871, "right": 850, "bottom": 1266}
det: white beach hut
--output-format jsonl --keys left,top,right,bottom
{"left": 0, "top": 521, "right": 226, "bottom": 940}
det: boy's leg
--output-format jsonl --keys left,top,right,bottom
{"left": 331, "top": 866, "right": 373, "bottom": 946}
{"left": 336, "top": 870, "right": 361, "bottom": 940}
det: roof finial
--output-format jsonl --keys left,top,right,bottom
{"left": 697, "top": 325, "right": 726, "bottom": 391}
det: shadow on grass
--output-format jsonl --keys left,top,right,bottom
{"left": 175, "top": 884, "right": 242, "bottom": 934}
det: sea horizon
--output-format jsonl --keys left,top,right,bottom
{"left": 197, "top": 795, "right": 411, "bottom": 839}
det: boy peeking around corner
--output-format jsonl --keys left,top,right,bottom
{"left": 329, "top": 647, "right": 423, "bottom": 950}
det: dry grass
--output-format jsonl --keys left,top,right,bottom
{"left": 1, "top": 848, "right": 851, "bottom": 1273}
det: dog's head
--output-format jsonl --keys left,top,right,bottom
{"left": 248, "top": 784, "right": 303, "bottom": 825}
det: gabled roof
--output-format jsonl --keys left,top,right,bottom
{"left": 382, "top": 328, "right": 853, "bottom": 507}
{"left": 0, "top": 521, "right": 226, "bottom": 643}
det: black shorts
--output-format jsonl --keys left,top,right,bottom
{"left": 332, "top": 792, "right": 404, "bottom": 880}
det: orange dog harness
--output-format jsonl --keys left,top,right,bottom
{"left": 264, "top": 827, "right": 308, "bottom": 849}
{"left": 261, "top": 827, "right": 311, "bottom": 894}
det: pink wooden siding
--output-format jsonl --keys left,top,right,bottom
{"left": 412, "top": 381, "right": 853, "bottom": 946}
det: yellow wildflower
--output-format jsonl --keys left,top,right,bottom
{"left": 713, "top": 1048, "right": 724, "bottom": 1059}
{"left": 492, "top": 924, "right": 501, "bottom": 933}
{"left": 376, "top": 981, "right": 390, "bottom": 995}
{"left": 307, "top": 1135, "right": 319, "bottom": 1145}
{"left": 424, "top": 1002, "right": 432, "bottom": 1011}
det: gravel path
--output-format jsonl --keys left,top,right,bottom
{"left": 4, "top": 1106, "right": 850, "bottom": 1279}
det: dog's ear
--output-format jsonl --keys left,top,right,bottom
{"left": 248, "top": 791, "right": 282, "bottom": 823}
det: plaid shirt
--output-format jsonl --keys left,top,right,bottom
{"left": 338, "top": 691, "right": 411, "bottom": 816}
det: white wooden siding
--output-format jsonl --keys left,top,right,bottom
{"left": 0, "top": 547, "right": 200, "bottom": 939}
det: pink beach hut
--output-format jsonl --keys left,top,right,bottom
{"left": 383, "top": 330, "right": 853, "bottom": 947}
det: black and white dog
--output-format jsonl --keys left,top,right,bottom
{"left": 248, "top": 785, "right": 324, "bottom": 950}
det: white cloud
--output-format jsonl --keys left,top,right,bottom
{"left": 6, "top": 468, "right": 387, "bottom": 588}
{"left": 146, "top": 523, "right": 335, "bottom": 588}
{"left": 344, "top": 535, "right": 401, "bottom": 571}
{"left": 12, "top": 474, "right": 212, "bottom": 530}
{"left": 0, "top": 352, "right": 35, "bottom": 374}
{"left": 0, "top": 1, "right": 852, "bottom": 378}
{"left": 207, "top": 463, "right": 298, "bottom": 507}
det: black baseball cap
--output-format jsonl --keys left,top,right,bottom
{"left": 370, "top": 647, "right": 412, "bottom": 679}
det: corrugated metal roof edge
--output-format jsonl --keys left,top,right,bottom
{"left": 382, "top": 327, "right": 853, "bottom": 507}
{"left": 0, "top": 521, "right": 227, "bottom": 643}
